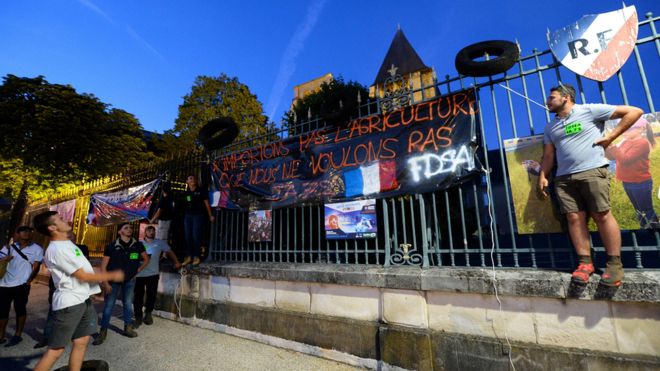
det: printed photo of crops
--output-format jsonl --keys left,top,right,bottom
{"left": 504, "top": 112, "right": 660, "bottom": 234}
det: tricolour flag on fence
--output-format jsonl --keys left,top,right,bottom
{"left": 344, "top": 160, "right": 398, "bottom": 198}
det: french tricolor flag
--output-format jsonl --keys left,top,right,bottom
{"left": 344, "top": 160, "right": 398, "bottom": 198}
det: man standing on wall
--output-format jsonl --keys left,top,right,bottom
{"left": 94, "top": 223, "right": 149, "bottom": 345}
{"left": 32, "top": 211, "right": 124, "bottom": 371}
{"left": 133, "top": 225, "right": 181, "bottom": 328}
{"left": 0, "top": 226, "right": 43, "bottom": 347}
{"left": 182, "top": 175, "right": 215, "bottom": 266}
{"left": 538, "top": 83, "right": 643, "bottom": 287}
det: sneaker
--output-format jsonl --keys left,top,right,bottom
{"left": 192, "top": 257, "right": 201, "bottom": 266}
{"left": 600, "top": 263, "right": 624, "bottom": 287}
{"left": 133, "top": 319, "right": 142, "bottom": 329}
{"left": 5, "top": 335, "right": 22, "bottom": 347}
{"left": 33, "top": 340, "right": 48, "bottom": 349}
{"left": 571, "top": 263, "right": 594, "bottom": 285}
{"left": 123, "top": 325, "right": 138, "bottom": 338}
{"left": 181, "top": 256, "right": 192, "bottom": 265}
{"left": 144, "top": 312, "right": 153, "bottom": 325}
{"left": 93, "top": 328, "right": 107, "bottom": 346}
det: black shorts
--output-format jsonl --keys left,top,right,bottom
{"left": 48, "top": 299, "right": 97, "bottom": 349}
{"left": 0, "top": 284, "right": 30, "bottom": 319}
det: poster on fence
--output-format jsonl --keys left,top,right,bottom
{"left": 86, "top": 179, "right": 161, "bottom": 227}
{"left": 504, "top": 112, "right": 660, "bottom": 234}
{"left": 248, "top": 210, "right": 272, "bottom": 242}
{"left": 50, "top": 199, "right": 76, "bottom": 224}
{"left": 138, "top": 222, "right": 158, "bottom": 240}
{"left": 210, "top": 89, "right": 481, "bottom": 210}
{"left": 324, "top": 199, "right": 377, "bottom": 239}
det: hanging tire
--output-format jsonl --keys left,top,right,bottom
{"left": 197, "top": 117, "right": 239, "bottom": 151}
{"left": 455, "top": 40, "right": 519, "bottom": 77}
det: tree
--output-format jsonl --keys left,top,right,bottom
{"left": 283, "top": 77, "right": 369, "bottom": 136}
{"left": 172, "top": 74, "right": 269, "bottom": 151}
{"left": 0, "top": 74, "right": 154, "bottom": 202}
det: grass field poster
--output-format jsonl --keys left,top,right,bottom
{"left": 504, "top": 112, "right": 660, "bottom": 234}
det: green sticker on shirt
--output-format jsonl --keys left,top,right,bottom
{"left": 564, "top": 121, "right": 583, "bottom": 135}
{"left": 186, "top": 195, "right": 192, "bottom": 202}
{"left": 129, "top": 252, "right": 139, "bottom": 260}
{"left": 75, "top": 248, "right": 82, "bottom": 257}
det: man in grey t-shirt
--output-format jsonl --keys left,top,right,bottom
{"left": 133, "top": 225, "right": 180, "bottom": 327}
{"left": 538, "top": 83, "right": 643, "bottom": 287}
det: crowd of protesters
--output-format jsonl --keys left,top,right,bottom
{"left": 0, "top": 175, "right": 205, "bottom": 371}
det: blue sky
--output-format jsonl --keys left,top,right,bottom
{"left": 1, "top": 0, "right": 658, "bottom": 134}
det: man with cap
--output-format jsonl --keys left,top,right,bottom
{"left": 0, "top": 226, "right": 44, "bottom": 346}
{"left": 94, "top": 222, "right": 149, "bottom": 345}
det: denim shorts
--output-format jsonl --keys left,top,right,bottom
{"left": 48, "top": 299, "right": 97, "bottom": 349}
{"left": 554, "top": 167, "right": 611, "bottom": 214}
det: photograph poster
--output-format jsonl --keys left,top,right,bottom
{"left": 324, "top": 199, "right": 377, "bottom": 239}
{"left": 504, "top": 112, "right": 660, "bottom": 234}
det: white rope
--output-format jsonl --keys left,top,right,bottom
{"left": 498, "top": 84, "right": 549, "bottom": 111}
{"left": 173, "top": 268, "right": 187, "bottom": 320}
{"left": 486, "top": 171, "right": 516, "bottom": 371}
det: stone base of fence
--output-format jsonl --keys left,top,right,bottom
{"left": 154, "top": 263, "right": 660, "bottom": 370}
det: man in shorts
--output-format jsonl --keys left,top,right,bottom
{"left": 32, "top": 211, "right": 124, "bottom": 371}
{"left": 0, "top": 225, "right": 43, "bottom": 347}
{"left": 538, "top": 83, "right": 643, "bottom": 287}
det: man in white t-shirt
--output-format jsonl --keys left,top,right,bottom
{"left": 0, "top": 225, "right": 43, "bottom": 347}
{"left": 32, "top": 211, "right": 124, "bottom": 371}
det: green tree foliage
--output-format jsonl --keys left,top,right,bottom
{"left": 0, "top": 74, "right": 154, "bottom": 200}
{"left": 172, "top": 74, "right": 268, "bottom": 151}
{"left": 283, "top": 77, "right": 369, "bottom": 136}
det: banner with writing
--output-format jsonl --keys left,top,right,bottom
{"left": 86, "top": 179, "right": 160, "bottom": 227}
{"left": 211, "top": 89, "right": 480, "bottom": 209}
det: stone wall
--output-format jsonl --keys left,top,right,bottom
{"left": 154, "top": 263, "right": 660, "bottom": 370}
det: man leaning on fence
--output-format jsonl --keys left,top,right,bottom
{"left": 94, "top": 222, "right": 149, "bottom": 345}
{"left": 0, "top": 225, "right": 43, "bottom": 347}
{"left": 538, "top": 83, "right": 643, "bottom": 287}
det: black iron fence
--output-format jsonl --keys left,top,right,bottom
{"left": 19, "top": 12, "right": 660, "bottom": 270}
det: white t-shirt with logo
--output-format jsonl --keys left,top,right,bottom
{"left": 45, "top": 240, "right": 101, "bottom": 311}
{"left": 0, "top": 243, "right": 43, "bottom": 287}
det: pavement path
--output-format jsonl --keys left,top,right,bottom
{"left": 0, "top": 283, "right": 361, "bottom": 371}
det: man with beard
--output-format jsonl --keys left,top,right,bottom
{"left": 538, "top": 83, "right": 643, "bottom": 287}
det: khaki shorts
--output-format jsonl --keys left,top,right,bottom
{"left": 554, "top": 167, "right": 611, "bottom": 214}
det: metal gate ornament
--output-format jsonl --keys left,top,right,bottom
{"left": 547, "top": 5, "right": 638, "bottom": 82}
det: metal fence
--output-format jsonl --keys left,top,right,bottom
{"left": 20, "top": 12, "right": 660, "bottom": 270}
{"left": 210, "top": 12, "right": 660, "bottom": 270}
{"left": 22, "top": 152, "right": 206, "bottom": 256}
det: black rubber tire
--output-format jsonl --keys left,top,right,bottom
{"left": 54, "top": 359, "right": 109, "bottom": 371}
{"left": 455, "top": 40, "right": 519, "bottom": 77}
{"left": 197, "top": 117, "right": 239, "bottom": 151}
